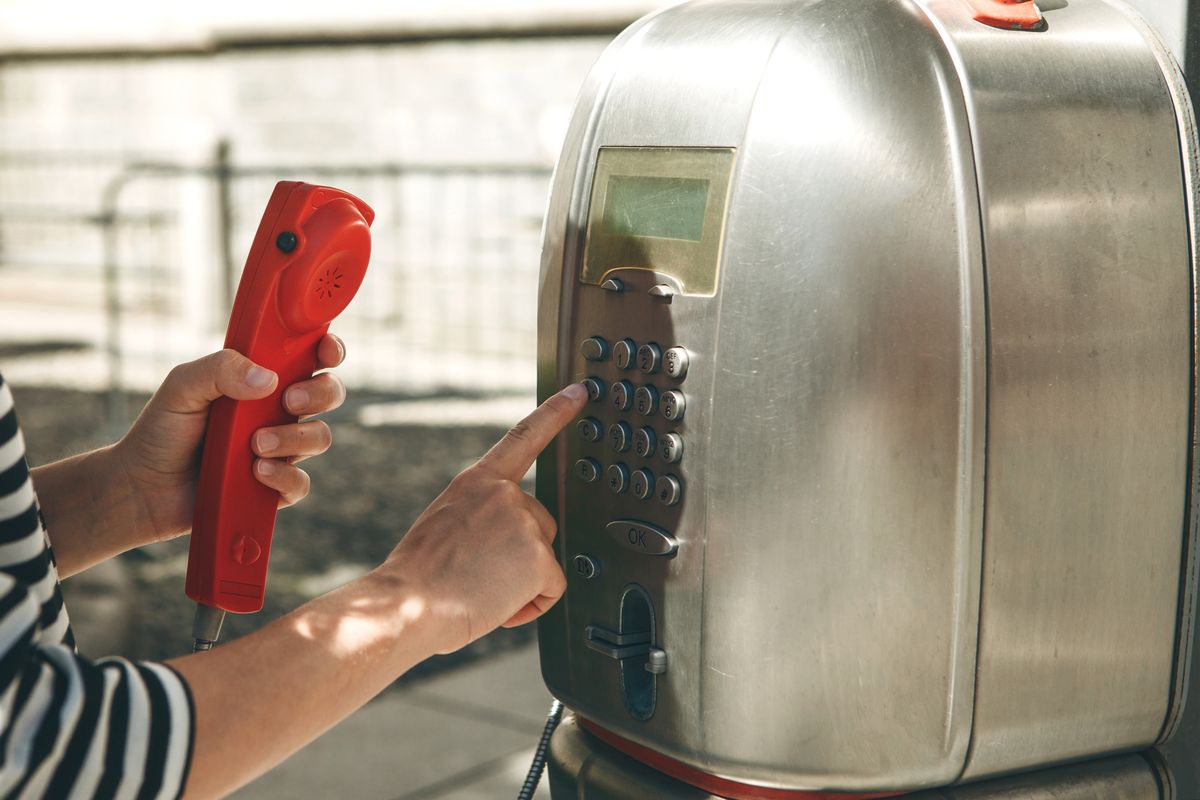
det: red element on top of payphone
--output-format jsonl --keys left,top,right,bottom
{"left": 964, "top": 0, "right": 1043, "bottom": 30}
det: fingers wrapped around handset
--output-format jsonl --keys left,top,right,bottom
{"left": 252, "top": 420, "right": 332, "bottom": 464}
{"left": 253, "top": 458, "right": 312, "bottom": 508}
{"left": 283, "top": 373, "right": 346, "bottom": 417}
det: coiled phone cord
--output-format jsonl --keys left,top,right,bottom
{"left": 517, "top": 699, "right": 564, "bottom": 800}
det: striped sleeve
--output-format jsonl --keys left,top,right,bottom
{"left": 0, "top": 375, "right": 194, "bottom": 799}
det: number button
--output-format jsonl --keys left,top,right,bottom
{"left": 608, "top": 422, "right": 632, "bottom": 453}
{"left": 660, "top": 433, "right": 683, "bottom": 464}
{"left": 661, "top": 391, "right": 685, "bottom": 422}
{"left": 580, "top": 337, "right": 609, "bottom": 362}
{"left": 637, "top": 343, "right": 662, "bottom": 374}
{"left": 664, "top": 347, "right": 689, "bottom": 380}
{"left": 582, "top": 377, "right": 606, "bottom": 403}
{"left": 577, "top": 417, "right": 603, "bottom": 442}
{"left": 610, "top": 380, "right": 634, "bottom": 412}
{"left": 634, "top": 385, "right": 659, "bottom": 416}
{"left": 613, "top": 339, "right": 636, "bottom": 370}
{"left": 607, "top": 463, "right": 630, "bottom": 494}
{"left": 633, "top": 427, "right": 657, "bottom": 459}
{"left": 657, "top": 475, "right": 683, "bottom": 506}
{"left": 631, "top": 469, "right": 656, "bottom": 500}
{"left": 575, "top": 458, "right": 601, "bottom": 483}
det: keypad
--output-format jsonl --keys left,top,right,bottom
{"left": 578, "top": 417, "right": 603, "bottom": 442}
{"left": 656, "top": 475, "right": 682, "bottom": 507}
{"left": 610, "top": 380, "right": 634, "bottom": 412}
{"left": 613, "top": 339, "right": 636, "bottom": 370}
{"left": 573, "top": 336, "right": 688, "bottom": 506}
{"left": 631, "top": 469, "right": 655, "bottom": 501}
{"left": 576, "top": 458, "right": 601, "bottom": 483}
{"left": 607, "top": 463, "right": 630, "bottom": 494}
{"left": 660, "top": 433, "right": 683, "bottom": 464}
{"left": 608, "top": 422, "right": 632, "bottom": 453}
{"left": 634, "top": 385, "right": 659, "bottom": 417}
{"left": 583, "top": 377, "right": 605, "bottom": 403}
{"left": 637, "top": 343, "right": 662, "bottom": 374}
{"left": 661, "top": 391, "right": 685, "bottom": 422}
{"left": 633, "top": 427, "right": 657, "bottom": 459}
{"left": 664, "top": 347, "right": 689, "bottom": 380}
{"left": 581, "top": 337, "right": 609, "bottom": 362}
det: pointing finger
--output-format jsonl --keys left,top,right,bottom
{"left": 475, "top": 384, "right": 587, "bottom": 480}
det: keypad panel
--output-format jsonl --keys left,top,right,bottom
{"left": 572, "top": 335, "right": 690, "bottom": 509}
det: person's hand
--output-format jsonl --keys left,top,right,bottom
{"left": 115, "top": 336, "right": 348, "bottom": 543}
{"left": 378, "top": 383, "right": 587, "bottom": 654}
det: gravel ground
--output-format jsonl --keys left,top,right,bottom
{"left": 10, "top": 382, "right": 538, "bottom": 685}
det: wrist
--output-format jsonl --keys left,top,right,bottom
{"left": 350, "top": 567, "right": 450, "bottom": 666}
{"left": 107, "top": 439, "right": 164, "bottom": 544}
{"left": 30, "top": 443, "right": 149, "bottom": 577}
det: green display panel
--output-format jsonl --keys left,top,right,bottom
{"left": 581, "top": 147, "right": 736, "bottom": 297}
{"left": 602, "top": 176, "right": 710, "bottom": 242}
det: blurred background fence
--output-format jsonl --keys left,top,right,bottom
{"left": 0, "top": 146, "right": 552, "bottom": 430}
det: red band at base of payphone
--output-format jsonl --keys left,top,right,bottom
{"left": 577, "top": 718, "right": 906, "bottom": 800}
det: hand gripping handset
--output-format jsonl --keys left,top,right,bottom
{"left": 186, "top": 181, "right": 373, "bottom": 651}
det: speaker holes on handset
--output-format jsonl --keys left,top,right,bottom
{"left": 314, "top": 267, "right": 345, "bottom": 300}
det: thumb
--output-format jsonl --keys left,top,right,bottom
{"left": 151, "top": 349, "right": 278, "bottom": 414}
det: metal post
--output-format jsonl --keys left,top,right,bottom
{"left": 215, "top": 139, "right": 237, "bottom": 318}
{"left": 99, "top": 205, "right": 124, "bottom": 434}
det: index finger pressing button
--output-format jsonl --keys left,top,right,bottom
{"left": 475, "top": 384, "right": 588, "bottom": 479}
{"left": 583, "top": 377, "right": 606, "bottom": 403}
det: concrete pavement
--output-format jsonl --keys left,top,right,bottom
{"left": 235, "top": 644, "right": 553, "bottom": 800}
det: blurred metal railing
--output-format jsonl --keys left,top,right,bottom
{"left": 0, "top": 146, "right": 552, "bottom": 427}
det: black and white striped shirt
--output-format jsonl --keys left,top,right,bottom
{"left": 0, "top": 374, "right": 193, "bottom": 799}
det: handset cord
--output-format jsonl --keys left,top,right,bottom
{"left": 517, "top": 700, "right": 564, "bottom": 800}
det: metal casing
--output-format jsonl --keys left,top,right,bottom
{"left": 546, "top": 713, "right": 1177, "bottom": 799}
{"left": 536, "top": 0, "right": 1200, "bottom": 792}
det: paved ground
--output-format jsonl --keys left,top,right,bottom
{"left": 235, "top": 644, "right": 553, "bottom": 800}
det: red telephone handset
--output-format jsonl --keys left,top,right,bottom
{"left": 186, "top": 181, "right": 373, "bottom": 624}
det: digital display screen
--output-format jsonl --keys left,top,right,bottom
{"left": 581, "top": 147, "right": 735, "bottom": 297}
{"left": 601, "top": 175, "right": 710, "bottom": 242}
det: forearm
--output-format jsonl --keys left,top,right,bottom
{"left": 168, "top": 569, "right": 439, "bottom": 799}
{"left": 30, "top": 445, "right": 152, "bottom": 578}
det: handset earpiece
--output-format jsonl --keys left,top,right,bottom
{"left": 277, "top": 198, "right": 372, "bottom": 334}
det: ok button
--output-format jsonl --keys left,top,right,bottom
{"left": 605, "top": 520, "right": 678, "bottom": 557}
